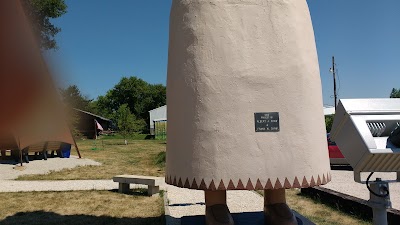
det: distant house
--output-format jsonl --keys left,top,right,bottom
{"left": 323, "top": 106, "right": 335, "bottom": 116}
{"left": 74, "top": 109, "right": 112, "bottom": 139}
{"left": 149, "top": 105, "right": 167, "bottom": 136}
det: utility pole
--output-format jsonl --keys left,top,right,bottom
{"left": 330, "top": 56, "right": 338, "bottom": 110}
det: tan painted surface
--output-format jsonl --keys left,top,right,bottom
{"left": 166, "top": 0, "right": 330, "bottom": 190}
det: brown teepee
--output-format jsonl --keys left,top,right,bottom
{"left": 0, "top": 0, "right": 80, "bottom": 164}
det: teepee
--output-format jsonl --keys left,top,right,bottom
{"left": 0, "top": 0, "right": 80, "bottom": 164}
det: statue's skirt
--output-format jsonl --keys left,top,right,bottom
{"left": 166, "top": 0, "right": 331, "bottom": 190}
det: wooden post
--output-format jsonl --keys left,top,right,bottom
{"left": 94, "top": 119, "right": 97, "bottom": 140}
{"left": 68, "top": 128, "right": 81, "bottom": 158}
{"left": 73, "top": 138, "right": 81, "bottom": 159}
{"left": 19, "top": 149, "right": 23, "bottom": 166}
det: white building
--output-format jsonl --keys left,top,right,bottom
{"left": 323, "top": 106, "right": 335, "bottom": 116}
{"left": 149, "top": 105, "right": 167, "bottom": 135}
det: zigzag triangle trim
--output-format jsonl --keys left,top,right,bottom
{"left": 165, "top": 171, "right": 331, "bottom": 190}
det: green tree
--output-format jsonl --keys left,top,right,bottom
{"left": 325, "top": 115, "right": 334, "bottom": 133}
{"left": 390, "top": 88, "right": 400, "bottom": 98}
{"left": 60, "top": 85, "right": 93, "bottom": 111}
{"left": 59, "top": 85, "right": 93, "bottom": 137}
{"left": 117, "top": 104, "right": 137, "bottom": 144}
{"left": 22, "top": 0, "right": 67, "bottom": 50}
{"left": 91, "top": 95, "right": 114, "bottom": 120}
{"left": 95, "top": 77, "right": 166, "bottom": 132}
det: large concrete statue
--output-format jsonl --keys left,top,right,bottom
{"left": 166, "top": 1, "right": 331, "bottom": 224}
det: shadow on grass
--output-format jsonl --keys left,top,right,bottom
{"left": 108, "top": 188, "right": 149, "bottom": 197}
{"left": 0, "top": 211, "right": 165, "bottom": 225}
{"left": 168, "top": 202, "right": 205, "bottom": 207}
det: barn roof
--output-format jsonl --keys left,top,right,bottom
{"left": 74, "top": 108, "right": 112, "bottom": 122}
{"left": 149, "top": 105, "right": 167, "bottom": 112}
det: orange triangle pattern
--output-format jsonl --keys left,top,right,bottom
{"left": 246, "top": 179, "right": 254, "bottom": 190}
{"left": 292, "top": 177, "right": 301, "bottom": 188}
{"left": 164, "top": 171, "right": 331, "bottom": 190}
{"left": 208, "top": 180, "right": 216, "bottom": 191}
{"left": 192, "top": 178, "right": 199, "bottom": 189}
{"left": 265, "top": 179, "right": 273, "bottom": 189}
{"left": 274, "top": 178, "right": 283, "bottom": 189}
{"left": 217, "top": 180, "right": 226, "bottom": 190}
{"left": 236, "top": 179, "right": 245, "bottom": 189}
{"left": 184, "top": 178, "right": 190, "bottom": 188}
{"left": 227, "top": 180, "right": 236, "bottom": 190}
{"left": 310, "top": 176, "right": 316, "bottom": 186}
{"left": 302, "top": 176, "right": 309, "bottom": 188}
{"left": 284, "top": 178, "right": 291, "bottom": 189}
{"left": 178, "top": 178, "right": 183, "bottom": 187}
{"left": 199, "top": 179, "right": 207, "bottom": 189}
{"left": 255, "top": 179, "right": 263, "bottom": 190}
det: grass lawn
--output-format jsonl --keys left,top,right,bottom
{"left": 268, "top": 189, "right": 372, "bottom": 225}
{"left": 17, "top": 138, "right": 166, "bottom": 180}
{"left": 0, "top": 190, "right": 164, "bottom": 225}
{"left": 16, "top": 138, "right": 372, "bottom": 224}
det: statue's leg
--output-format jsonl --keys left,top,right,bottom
{"left": 205, "top": 190, "right": 234, "bottom": 225}
{"left": 264, "top": 189, "right": 297, "bottom": 225}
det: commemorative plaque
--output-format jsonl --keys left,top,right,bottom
{"left": 254, "top": 112, "right": 280, "bottom": 132}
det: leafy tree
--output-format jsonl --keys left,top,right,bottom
{"left": 22, "top": 0, "right": 67, "bottom": 50}
{"left": 117, "top": 104, "right": 138, "bottom": 144}
{"left": 390, "top": 88, "right": 400, "bottom": 98}
{"left": 95, "top": 77, "right": 166, "bottom": 133}
{"left": 60, "top": 85, "right": 93, "bottom": 137}
{"left": 60, "top": 85, "right": 93, "bottom": 111}
{"left": 325, "top": 115, "right": 334, "bottom": 133}
{"left": 91, "top": 96, "right": 114, "bottom": 120}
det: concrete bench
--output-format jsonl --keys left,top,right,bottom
{"left": 113, "top": 175, "right": 161, "bottom": 196}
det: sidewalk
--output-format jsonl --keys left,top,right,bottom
{"left": 165, "top": 185, "right": 263, "bottom": 225}
{"left": 164, "top": 185, "right": 312, "bottom": 225}
{"left": 324, "top": 170, "right": 400, "bottom": 210}
{"left": 0, "top": 180, "right": 116, "bottom": 192}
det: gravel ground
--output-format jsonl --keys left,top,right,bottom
{"left": 0, "top": 155, "right": 101, "bottom": 180}
{"left": 324, "top": 170, "right": 400, "bottom": 209}
{"left": 2, "top": 154, "right": 398, "bottom": 221}
{"left": 164, "top": 170, "right": 400, "bottom": 225}
{"left": 0, "top": 178, "right": 166, "bottom": 192}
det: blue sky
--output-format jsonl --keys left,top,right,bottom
{"left": 51, "top": 0, "right": 400, "bottom": 106}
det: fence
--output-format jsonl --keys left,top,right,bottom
{"left": 154, "top": 120, "right": 167, "bottom": 140}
